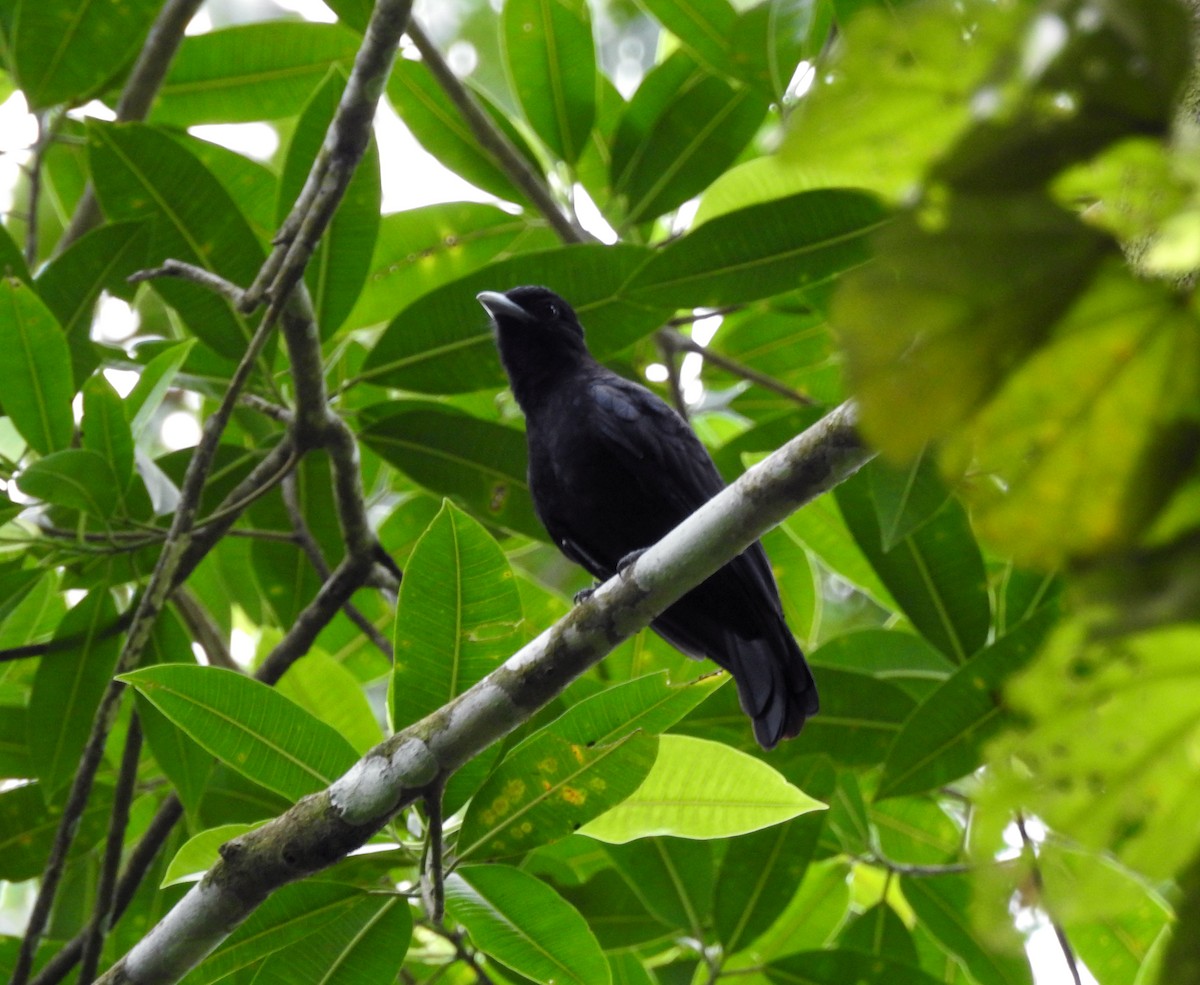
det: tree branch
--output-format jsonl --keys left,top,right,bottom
{"left": 92, "top": 402, "right": 872, "bottom": 985}
{"left": 405, "top": 20, "right": 588, "bottom": 245}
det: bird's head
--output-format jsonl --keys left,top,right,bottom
{"left": 478, "top": 286, "right": 590, "bottom": 410}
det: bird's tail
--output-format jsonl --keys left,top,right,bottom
{"left": 729, "top": 624, "right": 818, "bottom": 751}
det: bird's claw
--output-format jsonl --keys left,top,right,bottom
{"left": 573, "top": 585, "right": 598, "bottom": 605}
{"left": 616, "top": 548, "right": 648, "bottom": 577}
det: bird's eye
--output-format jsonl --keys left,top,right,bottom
{"left": 545, "top": 302, "right": 560, "bottom": 319}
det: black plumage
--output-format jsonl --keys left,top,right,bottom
{"left": 477, "top": 285, "right": 817, "bottom": 749}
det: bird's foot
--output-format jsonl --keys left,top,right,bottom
{"left": 616, "top": 548, "right": 648, "bottom": 577}
{"left": 573, "top": 584, "right": 599, "bottom": 605}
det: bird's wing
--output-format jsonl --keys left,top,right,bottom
{"left": 585, "top": 376, "right": 787, "bottom": 617}
{"left": 587, "top": 376, "right": 726, "bottom": 514}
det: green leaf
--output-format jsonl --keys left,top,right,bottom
{"left": 249, "top": 894, "right": 411, "bottom": 985}
{"left": 777, "top": 3, "right": 1011, "bottom": 198}
{"left": 174, "top": 132, "right": 279, "bottom": 246}
{"left": 580, "top": 735, "right": 824, "bottom": 842}
{"left": 779, "top": 496, "right": 898, "bottom": 612}
{"left": 611, "top": 51, "right": 765, "bottom": 224}
{"left": 28, "top": 591, "right": 122, "bottom": 798}
{"left": 11, "top": 0, "right": 157, "bottom": 108}
{"left": 901, "top": 874, "right": 1032, "bottom": 985}
{"left": 17, "top": 449, "right": 122, "bottom": 518}
{"left": 722, "top": 858, "right": 850, "bottom": 964}
{"left": 458, "top": 730, "right": 657, "bottom": 861}
{"left": 137, "top": 693, "right": 214, "bottom": 816}
{"left": 838, "top": 903, "right": 919, "bottom": 965}
{"left": 0, "top": 222, "right": 32, "bottom": 285}
{"left": 835, "top": 194, "right": 1111, "bottom": 461}
{"left": 1037, "top": 843, "right": 1172, "bottom": 984}
{"left": 0, "top": 781, "right": 113, "bottom": 881}
{"left": 88, "top": 122, "right": 264, "bottom": 359}
{"left": 872, "top": 797, "right": 963, "bottom": 867}
{"left": 186, "top": 883, "right": 403, "bottom": 985}
{"left": 386, "top": 58, "right": 545, "bottom": 206}
{"left": 446, "top": 864, "right": 610, "bottom": 985}
{"left": 361, "top": 403, "right": 543, "bottom": 540}
{"left": 152, "top": 22, "right": 362, "bottom": 126}
{"left": 604, "top": 836, "right": 714, "bottom": 932}
{"left": 984, "top": 620, "right": 1200, "bottom": 883}
{"left": 557, "top": 870, "right": 674, "bottom": 951}
{"left": 809, "top": 630, "right": 954, "bottom": 703}
{"left": 799, "top": 667, "right": 916, "bottom": 767}
{"left": 626, "top": 189, "right": 888, "bottom": 308}
{"left": 946, "top": 262, "right": 1200, "bottom": 566}
{"left": 127, "top": 339, "right": 197, "bottom": 438}
{"left": 765, "top": 949, "right": 948, "bottom": 985}
{"left": 163, "top": 823, "right": 255, "bottom": 887}
{"left": 343, "top": 205, "right": 557, "bottom": 331}
{"left": 636, "top": 0, "right": 736, "bottom": 75}
{"left": 357, "top": 243, "right": 658, "bottom": 394}
{"left": 276, "top": 652, "right": 383, "bottom": 756}
{"left": 867, "top": 452, "right": 952, "bottom": 551}
{"left": 120, "top": 665, "right": 359, "bottom": 801}
{"left": 714, "top": 803, "right": 827, "bottom": 953}
{"left": 543, "top": 671, "right": 727, "bottom": 746}
{"left": 503, "top": 0, "right": 596, "bottom": 165}
{"left": 836, "top": 469, "right": 989, "bottom": 663}
{"left": 0, "top": 704, "right": 33, "bottom": 779}
{"left": 0, "top": 276, "right": 74, "bottom": 454}
{"left": 34, "top": 220, "right": 149, "bottom": 386}
{"left": 728, "top": 0, "right": 833, "bottom": 101}
{"left": 279, "top": 68, "right": 380, "bottom": 337}
{"left": 81, "top": 374, "right": 135, "bottom": 490}
{"left": 877, "top": 609, "right": 1056, "bottom": 800}
{"left": 389, "top": 501, "right": 525, "bottom": 731}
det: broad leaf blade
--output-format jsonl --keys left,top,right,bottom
{"left": 361, "top": 404, "right": 542, "bottom": 540}
{"left": 877, "top": 609, "right": 1056, "bottom": 800}
{"left": 28, "top": 591, "right": 123, "bottom": 799}
{"left": 278, "top": 68, "right": 380, "bottom": 338}
{"left": 389, "top": 501, "right": 525, "bottom": 731}
{"left": 446, "top": 865, "right": 610, "bottom": 985}
{"left": 503, "top": 0, "right": 597, "bottom": 165}
{"left": 358, "top": 243, "right": 658, "bottom": 394}
{"left": 120, "top": 665, "right": 359, "bottom": 801}
{"left": 458, "top": 730, "right": 656, "bottom": 861}
{"left": 836, "top": 469, "right": 989, "bottom": 663}
{"left": 152, "top": 22, "right": 361, "bottom": 126}
{"left": 0, "top": 276, "right": 74, "bottom": 454}
{"left": 88, "top": 122, "right": 264, "bottom": 359}
{"left": 580, "top": 735, "right": 824, "bottom": 842}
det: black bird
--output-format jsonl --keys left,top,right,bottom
{"left": 477, "top": 286, "right": 817, "bottom": 749}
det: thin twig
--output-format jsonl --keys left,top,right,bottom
{"left": 172, "top": 590, "right": 239, "bottom": 671}
{"left": 406, "top": 20, "right": 588, "bottom": 245}
{"left": 421, "top": 781, "right": 446, "bottom": 923}
{"left": 425, "top": 925, "right": 495, "bottom": 985}
{"left": 657, "top": 328, "right": 815, "bottom": 406}
{"left": 1016, "top": 815, "right": 1082, "bottom": 985}
{"left": 78, "top": 717, "right": 143, "bottom": 984}
{"left": 658, "top": 333, "right": 689, "bottom": 419}
{"left": 23, "top": 111, "right": 55, "bottom": 266}
{"left": 244, "top": 0, "right": 415, "bottom": 310}
{"left": 129, "top": 260, "right": 247, "bottom": 306}
{"left": 283, "top": 474, "right": 393, "bottom": 661}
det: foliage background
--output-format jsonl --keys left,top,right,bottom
{"left": 0, "top": 0, "right": 1198, "bottom": 983}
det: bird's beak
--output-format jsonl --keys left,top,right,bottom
{"left": 476, "top": 291, "right": 530, "bottom": 323}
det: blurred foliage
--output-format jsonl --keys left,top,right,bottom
{"left": 1, "top": 0, "right": 1198, "bottom": 983}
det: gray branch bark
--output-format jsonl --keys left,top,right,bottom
{"left": 94, "top": 402, "right": 872, "bottom": 985}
